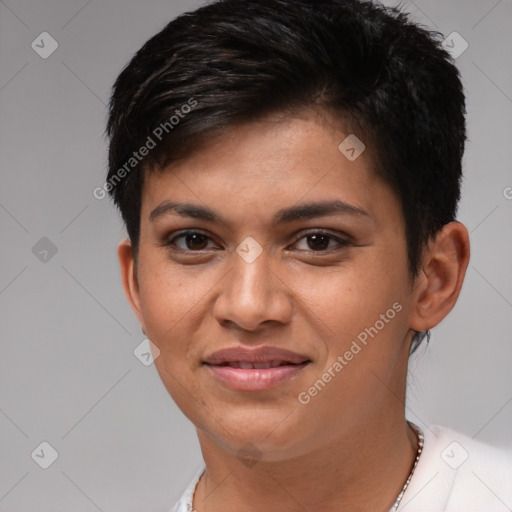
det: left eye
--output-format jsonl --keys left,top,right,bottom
{"left": 293, "top": 233, "right": 348, "bottom": 251}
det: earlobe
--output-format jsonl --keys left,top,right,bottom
{"left": 118, "top": 239, "right": 146, "bottom": 330}
{"left": 410, "top": 222, "right": 470, "bottom": 333}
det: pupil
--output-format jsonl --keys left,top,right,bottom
{"left": 307, "top": 234, "right": 329, "bottom": 250}
{"left": 186, "top": 233, "right": 208, "bottom": 250}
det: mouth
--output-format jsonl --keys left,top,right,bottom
{"left": 213, "top": 360, "right": 306, "bottom": 369}
{"left": 205, "top": 361, "right": 311, "bottom": 391}
{"left": 203, "top": 346, "right": 311, "bottom": 391}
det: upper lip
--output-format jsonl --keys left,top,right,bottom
{"left": 203, "top": 346, "right": 310, "bottom": 365}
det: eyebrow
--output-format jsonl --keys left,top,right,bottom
{"left": 274, "top": 199, "right": 369, "bottom": 224}
{"left": 149, "top": 199, "right": 369, "bottom": 224}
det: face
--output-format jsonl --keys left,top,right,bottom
{"left": 122, "top": 109, "right": 419, "bottom": 461}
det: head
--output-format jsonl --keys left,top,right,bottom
{"left": 106, "top": 0, "right": 469, "bottom": 460}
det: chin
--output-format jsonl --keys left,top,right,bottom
{"left": 206, "top": 411, "right": 309, "bottom": 455}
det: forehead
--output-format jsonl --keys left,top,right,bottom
{"left": 140, "top": 110, "right": 399, "bottom": 226}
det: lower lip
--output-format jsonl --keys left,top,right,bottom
{"left": 205, "top": 363, "right": 310, "bottom": 391}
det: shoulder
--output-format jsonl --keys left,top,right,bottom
{"left": 169, "top": 466, "right": 205, "bottom": 512}
{"left": 399, "top": 424, "right": 512, "bottom": 512}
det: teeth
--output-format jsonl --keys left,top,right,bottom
{"left": 238, "top": 361, "right": 253, "bottom": 369}
{"left": 253, "top": 362, "right": 272, "bottom": 369}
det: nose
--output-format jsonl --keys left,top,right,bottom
{"left": 212, "top": 248, "right": 293, "bottom": 332}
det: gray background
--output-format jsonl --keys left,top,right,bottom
{"left": 1, "top": 1, "right": 511, "bottom": 510}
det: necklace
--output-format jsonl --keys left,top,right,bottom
{"left": 192, "top": 422, "right": 424, "bottom": 512}
{"left": 391, "top": 422, "right": 424, "bottom": 511}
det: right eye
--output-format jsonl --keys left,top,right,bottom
{"left": 165, "top": 231, "right": 221, "bottom": 251}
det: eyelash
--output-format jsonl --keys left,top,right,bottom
{"left": 163, "top": 229, "right": 352, "bottom": 253}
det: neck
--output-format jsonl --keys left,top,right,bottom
{"left": 193, "top": 416, "right": 418, "bottom": 512}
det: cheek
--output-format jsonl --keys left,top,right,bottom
{"left": 139, "top": 275, "right": 178, "bottom": 334}
{"left": 295, "top": 259, "right": 406, "bottom": 332}
{"left": 136, "top": 259, "right": 223, "bottom": 377}
{"left": 137, "top": 257, "right": 205, "bottom": 330}
{"left": 300, "top": 267, "right": 410, "bottom": 377}
{"left": 138, "top": 265, "right": 207, "bottom": 408}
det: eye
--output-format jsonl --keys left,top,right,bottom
{"left": 167, "top": 231, "right": 220, "bottom": 251}
{"left": 292, "top": 232, "right": 350, "bottom": 251}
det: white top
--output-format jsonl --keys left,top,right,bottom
{"left": 170, "top": 425, "right": 512, "bottom": 512}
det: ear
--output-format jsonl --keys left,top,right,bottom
{"left": 118, "top": 239, "right": 146, "bottom": 333}
{"left": 409, "top": 222, "right": 470, "bottom": 333}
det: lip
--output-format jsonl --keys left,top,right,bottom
{"left": 203, "top": 345, "right": 311, "bottom": 392}
{"left": 206, "top": 363, "right": 310, "bottom": 391}
{"left": 204, "top": 345, "right": 310, "bottom": 365}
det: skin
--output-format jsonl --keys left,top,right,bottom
{"left": 118, "top": 108, "right": 470, "bottom": 512}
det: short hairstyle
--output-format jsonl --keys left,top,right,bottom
{"left": 106, "top": 0, "right": 466, "bottom": 278}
